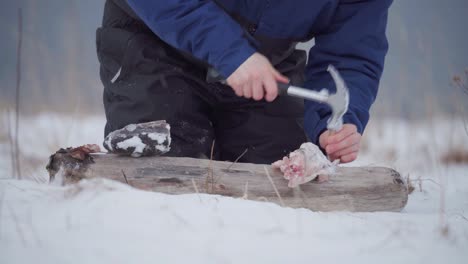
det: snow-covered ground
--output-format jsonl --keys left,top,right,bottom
{"left": 1, "top": 113, "right": 468, "bottom": 263}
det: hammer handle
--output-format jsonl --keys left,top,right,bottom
{"left": 277, "top": 82, "right": 291, "bottom": 95}
{"left": 278, "top": 83, "right": 329, "bottom": 103}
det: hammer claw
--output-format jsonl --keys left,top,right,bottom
{"left": 325, "top": 65, "right": 350, "bottom": 132}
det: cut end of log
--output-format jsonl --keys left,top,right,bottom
{"left": 46, "top": 148, "right": 95, "bottom": 185}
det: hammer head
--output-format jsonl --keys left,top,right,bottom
{"left": 326, "top": 65, "right": 349, "bottom": 131}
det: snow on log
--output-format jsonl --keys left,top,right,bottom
{"left": 46, "top": 153, "right": 408, "bottom": 212}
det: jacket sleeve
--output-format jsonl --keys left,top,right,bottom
{"left": 303, "top": 0, "right": 392, "bottom": 144}
{"left": 126, "top": 0, "right": 256, "bottom": 78}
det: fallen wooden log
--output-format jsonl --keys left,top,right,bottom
{"left": 46, "top": 153, "right": 408, "bottom": 212}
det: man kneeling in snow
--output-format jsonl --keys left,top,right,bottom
{"left": 96, "top": 0, "right": 392, "bottom": 164}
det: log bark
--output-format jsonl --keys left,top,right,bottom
{"left": 47, "top": 153, "right": 408, "bottom": 212}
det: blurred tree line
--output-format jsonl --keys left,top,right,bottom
{"left": 0, "top": 0, "right": 467, "bottom": 118}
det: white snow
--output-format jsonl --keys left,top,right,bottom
{"left": 148, "top": 132, "right": 167, "bottom": 144}
{"left": 125, "top": 124, "right": 137, "bottom": 132}
{"left": 148, "top": 132, "right": 171, "bottom": 152}
{"left": 156, "top": 144, "right": 170, "bottom": 153}
{"left": 0, "top": 113, "right": 468, "bottom": 263}
{"left": 116, "top": 136, "right": 146, "bottom": 158}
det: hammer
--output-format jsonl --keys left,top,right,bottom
{"left": 277, "top": 65, "right": 349, "bottom": 132}
{"left": 207, "top": 65, "right": 349, "bottom": 131}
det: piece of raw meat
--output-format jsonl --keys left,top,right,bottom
{"left": 272, "top": 142, "right": 336, "bottom": 188}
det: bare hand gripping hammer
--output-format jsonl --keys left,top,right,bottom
{"left": 207, "top": 64, "right": 350, "bottom": 132}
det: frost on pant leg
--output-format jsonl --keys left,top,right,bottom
{"left": 104, "top": 120, "right": 171, "bottom": 157}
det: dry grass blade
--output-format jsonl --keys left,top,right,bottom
{"left": 27, "top": 206, "right": 42, "bottom": 247}
{"left": 217, "top": 148, "right": 248, "bottom": 185}
{"left": 439, "top": 174, "right": 449, "bottom": 237}
{"left": 409, "top": 178, "right": 441, "bottom": 187}
{"left": 227, "top": 148, "right": 248, "bottom": 171}
{"left": 450, "top": 213, "right": 468, "bottom": 222}
{"left": 205, "top": 140, "right": 215, "bottom": 193}
{"left": 8, "top": 204, "right": 27, "bottom": 247}
{"left": 406, "top": 174, "right": 415, "bottom": 194}
{"left": 264, "top": 166, "right": 284, "bottom": 207}
{"left": 121, "top": 169, "right": 129, "bottom": 184}
{"left": 191, "top": 178, "right": 202, "bottom": 203}
{"left": 14, "top": 8, "right": 23, "bottom": 179}
{"left": 459, "top": 72, "right": 468, "bottom": 136}
{"left": 241, "top": 181, "right": 249, "bottom": 200}
{"left": 463, "top": 116, "right": 468, "bottom": 137}
{"left": 0, "top": 187, "right": 4, "bottom": 240}
{"left": 6, "top": 110, "right": 16, "bottom": 179}
{"left": 293, "top": 186, "right": 311, "bottom": 209}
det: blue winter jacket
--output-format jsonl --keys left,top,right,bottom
{"left": 126, "top": 0, "right": 392, "bottom": 144}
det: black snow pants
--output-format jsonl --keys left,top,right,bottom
{"left": 96, "top": 0, "right": 308, "bottom": 164}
